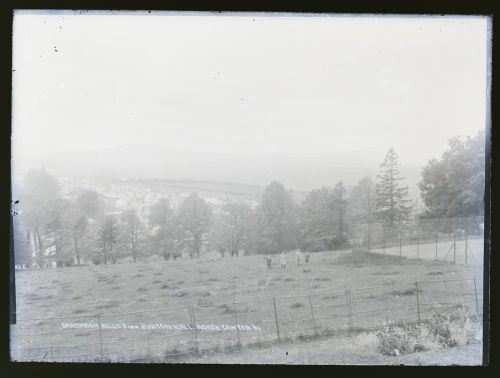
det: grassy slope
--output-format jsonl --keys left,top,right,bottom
{"left": 12, "top": 249, "right": 483, "bottom": 363}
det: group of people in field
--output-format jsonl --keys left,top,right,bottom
{"left": 265, "top": 250, "right": 310, "bottom": 269}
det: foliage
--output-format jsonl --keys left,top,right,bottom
{"left": 251, "top": 181, "right": 298, "bottom": 254}
{"left": 95, "top": 215, "right": 120, "bottom": 264}
{"left": 176, "top": 193, "right": 213, "bottom": 258}
{"left": 374, "top": 308, "right": 482, "bottom": 356}
{"left": 375, "top": 148, "right": 412, "bottom": 227}
{"left": 419, "top": 131, "right": 485, "bottom": 219}
{"left": 16, "top": 168, "right": 62, "bottom": 267}
{"left": 297, "top": 187, "right": 335, "bottom": 252}
{"left": 76, "top": 190, "right": 105, "bottom": 220}
{"left": 148, "top": 198, "right": 179, "bottom": 260}
{"left": 210, "top": 202, "right": 253, "bottom": 257}
{"left": 119, "top": 209, "right": 147, "bottom": 262}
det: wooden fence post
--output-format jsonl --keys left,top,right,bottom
{"left": 97, "top": 314, "right": 104, "bottom": 361}
{"left": 344, "top": 289, "right": 353, "bottom": 331}
{"left": 233, "top": 302, "right": 241, "bottom": 346}
{"left": 399, "top": 229, "right": 402, "bottom": 258}
{"left": 415, "top": 282, "right": 421, "bottom": 324}
{"left": 465, "top": 232, "right": 468, "bottom": 266}
{"left": 444, "top": 280, "right": 449, "bottom": 311}
{"left": 473, "top": 278, "right": 480, "bottom": 316}
{"left": 416, "top": 229, "right": 420, "bottom": 260}
{"left": 49, "top": 323, "right": 54, "bottom": 361}
{"left": 453, "top": 233, "right": 457, "bottom": 264}
{"left": 435, "top": 233, "right": 438, "bottom": 261}
{"left": 272, "top": 297, "right": 281, "bottom": 342}
{"left": 383, "top": 228, "right": 386, "bottom": 254}
{"left": 189, "top": 306, "right": 199, "bottom": 354}
{"left": 367, "top": 223, "right": 371, "bottom": 251}
{"left": 308, "top": 295, "right": 318, "bottom": 336}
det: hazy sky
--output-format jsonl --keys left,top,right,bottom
{"left": 12, "top": 11, "right": 490, "bottom": 166}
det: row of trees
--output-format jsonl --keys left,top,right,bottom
{"left": 12, "top": 131, "right": 485, "bottom": 266}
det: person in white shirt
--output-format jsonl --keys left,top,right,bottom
{"left": 280, "top": 252, "right": 286, "bottom": 269}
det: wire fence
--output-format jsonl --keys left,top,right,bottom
{"left": 10, "top": 276, "right": 483, "bottom": 363}
{"left": 351, "top": 216, "right": 484, "bottom": 265}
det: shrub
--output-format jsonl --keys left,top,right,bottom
{"left": 390, "top": 288, "right": 417, "bottom": 296}
{"left": 375, "top": 323, "right": 422, "bottom": 356}
{"left": 374, "top": 309, "right": 482, "bottom": 356}
{"left": 91, "top": 256, "right": 103, "bottom": 265}
{"left": 196, "top": 290, "right": 211, "bottom": 297}
{"left": 96, "top": 300, "right": 120, "bottom": 310}
{"left": 426, "top": 308, "right": 482, "bottom": 347}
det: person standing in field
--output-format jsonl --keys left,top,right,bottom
{"left": 305, "top": 251, "right": 310, "bottom": 264}
{"left": 266, "top": 255, "right": 272, "bottom": 269}
{"left": 295, "top": 250, "right": 303, "bottom": 267}
{"left": 280, "top": 252, "right": 286, "bottom": 269}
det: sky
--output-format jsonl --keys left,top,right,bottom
{"left": 12, "top": 11, "right": 490, "bottom": 167}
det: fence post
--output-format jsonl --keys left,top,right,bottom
{"left": 344, "top": 289, "right": 353, "bottom": 331}
{"left": 444, "top": 280, "right": 448, "bottom": 310}
{"left": 367, "top": 223, "right": 371, "bottom": 251}
{"left": 384, "top": 297, "right": 389, "bottom": 324}
{"left": 473, "top": 278, "right": 480, "bottom": 316}
{"left": 272, "top": 297, "right": 281, "bottom": 342}
{"left": 399, "top": 229, "right": 402, "bottom": 258}
{"left": 416, "top": 229, "right": 420, "bottom": 260}
{"left": 190, "top": 306, "right": 199, "bottom": 354}
{"left": 465, "top": 232, "right": 468, "bottom": 266}
{"left": 307, "top": 295, "right": 318, "bottom": 336}
{"left": 415, "top": 282, "right": 421, "bottom": 324}
{"left": 233, "top": 302, "right": 241, "bottom": 347}
{"left": 435, "top": 233, "right": 438, "bottom": 261}
{"left": 49, "top": 323, "right": 54, "bottom": 361}
{"left": 383, "top": 228, "right": 386, "bottom": 254}
{"left": 454, "top": 230, "right": 458, "bottom": 263}
{"left": 97, "top": 314, "right": 104, "bottom": 361}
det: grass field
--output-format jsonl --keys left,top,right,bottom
{"left": 370, "top": 237, "right": 484, "bottom": 266}
{"left": 11, "top": 248, "right": 483, "bottom": 363}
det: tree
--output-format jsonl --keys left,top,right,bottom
{"left": 61, "top": 202, "right": 90, "bottom": 265}
{"left": 349, "top": 177, "right": 376, "bottom": 224}
{"left": 331, "top": 181, "right": 349, "bottom": 246}
{"left": 95, "top": 215, "right": 119, "bottom": 264}
{"left": 419, "top": 131, "right": 485, "bottom": 218}
{"left": 210, "top": 202, "right": 253, "bottom": 257}
{"left": 148, "top": 198, "right": 179, "bottom": 260}
{"left": 176, "top": 193, "right": 213, "bottom": 258}
{"left": 76, "top": 190, "right": 105, "bottom": 220}
{"left": 16, "top": 168, "right": 62, "bottom": 267}
{"left": 45, "top": 198, "right": 75, "bottom": 266}
{"left": 348, "top": 176, "right": 376, "bottom": 247}
{"left": 297, "top": 187, "right": 336, "bottom": 251}
{"left": 119, "top": 209, "right": 147, "bottom": 262}
{"left": 375, "top": 148, "right": 412, "bottom": 228}
{"left": 253, "top": 181, "right": 298, "bottom": 254}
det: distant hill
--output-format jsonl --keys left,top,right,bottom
{"left": 12, "top": 144, "right": 423, "bottom": 199}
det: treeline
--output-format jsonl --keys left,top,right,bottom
{"left": 12, "top": 131, "right": 485, "bottom": 267}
